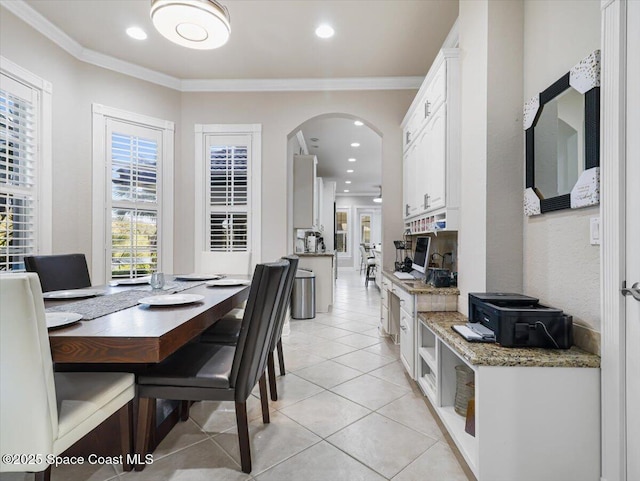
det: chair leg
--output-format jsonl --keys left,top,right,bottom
{"left": 34, "top": 466, "right": 51, "bottom": 481}
{"left": 119, "top": 401, "right": 133, "bottom": 472}
{"left": 267, "top": 352, "right": 278, "bottom": 401}
{"left": 135, "top": 397, "right": 155, "bottom": 471}
{"left": 235, "top": 401, "right": 252, "bottom": 474}
{"left": 179, "top": 400, "right": 190, "bottom": 421}
{"left": 258, "top": 373, "right": 270, "bottom": 424}
{"left": 276, "top": 338, "right": 286, "bottom": 376}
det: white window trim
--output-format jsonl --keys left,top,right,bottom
{"left": 0, "top": 56, "right": 53, "bottom": 256}
{"left": 92, "top": 104, "right": 174, "bottom": 283}
{"left": 194, "top": 124, "right": 262, "bottom": 267}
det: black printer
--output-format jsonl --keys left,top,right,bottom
{"left": 469, "top": 293, "right": 573, "bottom": 349}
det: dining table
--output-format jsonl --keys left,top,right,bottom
{"left": 43, "top": 276, "right": 251, "bottom": 456}
{"left": 45, "top": 277, "right": 250, "bottom": 364}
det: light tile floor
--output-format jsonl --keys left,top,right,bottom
{"left": 2, "top": 269, "right": 471, "bottom": 481}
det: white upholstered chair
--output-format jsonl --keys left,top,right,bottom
{"left": 0, "top": 273, "right": 135, "bottom": 481}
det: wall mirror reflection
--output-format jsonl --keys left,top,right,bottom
{"left": 524, "top": 50, "right": 600, "bottom": 216}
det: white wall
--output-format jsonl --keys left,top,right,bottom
{"left": 523, "top": 0, "right": 601, "bottom": 337}
{"left": 0, "top": 9, "right": 182, "bottom": 272}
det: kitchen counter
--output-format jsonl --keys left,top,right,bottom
{"left": 418, "top": 311, "right": 600, "bottom": 368}
{"left": 382, "top": 269, "right": 460, "bottom": 295}
{"left": 295, "top": 252, "right": 336, "bottom": 257}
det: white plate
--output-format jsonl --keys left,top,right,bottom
{"left": 174, "top": 274, "right": 223, "bottom": 281}
{"left": 138, "top": 293, "right": 205, "bottom": 306}
{"left": 206, "top": 278, "right": 251, "bottom": 287}
{"left": 112, "top": 276, "right": 151, "bottom": 285}
{"left": 46, "top": 312, "right": 83, "bottom": 329}
{"left": 43, "top": 289, "right": 105, "bottom": 299}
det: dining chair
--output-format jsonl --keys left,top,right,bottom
{"left": 0, "top": 273, "right": 135, "bottom": 481}
{"left": 24, "top": 253, "right": 91, "bottom": 292}
{"left": 135, "top": 260, "right": 290, "bottom": 474}
{"left": 199, "top": 256, "right": 299, "bottom": 401}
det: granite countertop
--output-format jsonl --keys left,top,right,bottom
{"left": 418, "top": 311, "right": 600, "bottom": 368}
{"left": 382, "top": 270, "right": 460, "bottom": 296}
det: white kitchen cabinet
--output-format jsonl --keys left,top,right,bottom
{"left": 297, "top": 253, "right": 334, "bottom": 313}
{"left": 320, "top": 181, "right": 336, "bottom": 250}
{"left": 401, "top": 49, "right": 460, "bottom": 231}
{"left": 418, "top": 313, "right": 601, "bottom": 481}
{"left": 399, "top": 306, "right": 414, "bottom": 375}
{"left": 314, "top": 176, "right": 323, "bottom": 230}
{"left": 293, "top": 154, "right": 317, "bottom": 229}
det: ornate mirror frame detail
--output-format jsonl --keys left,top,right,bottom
{"left": 523, "top": 50, "right": 601, "bottom": 216}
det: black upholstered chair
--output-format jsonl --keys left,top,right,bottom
{"left": 135, "top": 260, "right": 290, "bottom": 474}
{"left": 24, "top": 253, "right": 91, "bottom": 292}
{"left": 199, "top": 256, "right": 299, "bottom": 401}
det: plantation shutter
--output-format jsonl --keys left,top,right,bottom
{"left": 205, "top": 135, "right": 250, "bottom": 252}
{"left": 0, "top": 74, "right": 38, "bottom": 271}
{"left": 106, "top": 119, "right": 162, "bottom": 279}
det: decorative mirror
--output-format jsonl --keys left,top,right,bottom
{"left": 523, "top": 50, "right": 600, "bottom": 216}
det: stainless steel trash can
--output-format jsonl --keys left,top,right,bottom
{"left": 291, "top": 269, "right": 316, "bottom": 319}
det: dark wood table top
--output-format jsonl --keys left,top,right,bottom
{"left": 46, "top": 281, "right": 249, "bottom": 364}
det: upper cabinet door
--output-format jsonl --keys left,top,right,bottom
{"left": 424, "top": 107, "right": 447, "bottom": 212}
{"left": 423, "top": 61, "right": 447, "bottom": 121}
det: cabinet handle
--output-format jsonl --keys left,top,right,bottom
{"left": 406, "top": 131, "right": 411, "bottom": 144}
{"left": 425, "top": 101, "right": 431, "bottom": 118}
{"left": 400, "top": 323, "right": 407, "bottom": 331}
{"left": 425, "top": 194, "right": 430, "bottom": 208}
{"left": 423, "top": 193, "right": 428, "bottom": 209}
{"left": 405, "top": 204, "right": 410, "bottom": 216}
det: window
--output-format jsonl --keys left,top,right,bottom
{"left": 195, "top": 125, "right": 261, "bottom": 262}
{"left": 360, "top": 213, "right": 372, "bottom": 245}
{"left": 336, "top": 208, "right": 349, "bottom": 255}
{"left": 0, "top": 59, "right": 52, "bottom": 271}
{"left": 93, "top": 104, "right": 174, "bottom": 283}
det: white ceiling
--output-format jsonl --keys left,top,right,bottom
{"left": 14, "top": 0, "right": 458, "bottom": 196}
{"left": 299, "top": 116, "right": 382, "bottom": 197}
{"left": 23, "top": 0, "right": 459, "bottom": 80}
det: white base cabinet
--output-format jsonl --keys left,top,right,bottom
{"left": 418, "top": 316, "right": 601, "bottom": 481}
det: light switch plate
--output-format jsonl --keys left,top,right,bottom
{"left": 590, "top": 217, "right": 601, "bottom": 245}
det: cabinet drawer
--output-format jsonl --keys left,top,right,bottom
{"left": 391, "top": 285, "right": 414, "bottom": 314}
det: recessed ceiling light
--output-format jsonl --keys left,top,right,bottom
{"left": 126, "top": 26, "right": 148, "bottom": 40}
{"left": 350, "top": 142, "right": 360, "bottom": 147}
{"left": 354, "top": 120, "right": 364, "bottom": 126}
{"left": 345, "top": 181, "right": 352, "bottom": 184}
{"left": 348, "top": 158, "right": 356, "bottom": 162}
{"left": 315, "top": 24, "right": 334, "bottom": 39}
{"left": 344, "top": 189, "right": 349, "bottom": 193}
{"left": 312, "top": 145, "right": 319, "bottom": 148}
{"left": 310, "top": 137, "right": 319, "bottom": 142}
{"left": 347, "top": 169, "right": 354, "bottom": 173}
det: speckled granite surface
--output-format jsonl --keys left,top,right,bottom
{"left": 418, "top": 311, "right": 600, "bottom": 368}
{"left": 382, "top": 270, "right": 460, "bottom": 295}
{"left": 295, "top": 252, "right": 336, "bottom": 257}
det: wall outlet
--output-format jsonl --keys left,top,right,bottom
{"left": 590, "top": 217, "right": 600, "bottom": 245}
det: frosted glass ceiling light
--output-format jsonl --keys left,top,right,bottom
{"left": 315, "top": 24, "right": 335, "bottom": 39}
{"left": 150, "top": 0, "right": 231, "bottom": 50}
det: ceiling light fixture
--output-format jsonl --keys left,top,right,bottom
{"left": 345, "top": 181, "right": 352, "bottom": 184}
{"left": 150, "top": 0, "right": 231, "bottom": 50}
{"left": 315, "top": 24, "right": 335, "bottom": 39}
{"left": 344, "top": 189, "right": 350, "bottom": 193}
{"left": 347, "top": 169, "right": 354, "bottom": 173}
{"left": 351, "top": 142, "right": 360, "bottom": 147}
{"left": 126, "top": 26, "right": 148, "bottom": 40}
{"left": 354, "top": 120, "right": 364, "bottom": 126}
{"left": 348, "top": 158, "right": 356, "bottom": 162}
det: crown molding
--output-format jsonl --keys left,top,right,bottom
{"left": 2, "top": 0, "right": 423, "bottom": 93}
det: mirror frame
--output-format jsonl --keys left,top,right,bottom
{"left": 523, "top": 50, "right": 601, "bottom": 216}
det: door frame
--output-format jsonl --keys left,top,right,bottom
{"left": 600, "top": 1, "right": 630, "bottom": 479}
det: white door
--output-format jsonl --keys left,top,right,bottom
{"left": 626, "top": 1, "right": 640, "bottom": 477}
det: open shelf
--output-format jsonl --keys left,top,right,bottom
{"left": 419, "top": 346, "right": 437, "bottom": 369}
{"left": 436, "top": 405, "right": 478, "bottom": 473}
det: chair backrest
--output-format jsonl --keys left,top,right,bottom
{"left": 24, "top": 253, "right": 91, "bottom": 292}
{"left": 268, "top": 255, "right": 299, "bottom": 351}
{"left": 0, "top": 273, "right": 58, "bottom": 469}
{"left": 229, "top": 260, "right": 289, "bottom": 401}
{"left": 198, "top": 251, "right": 252, "bottom": 276}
